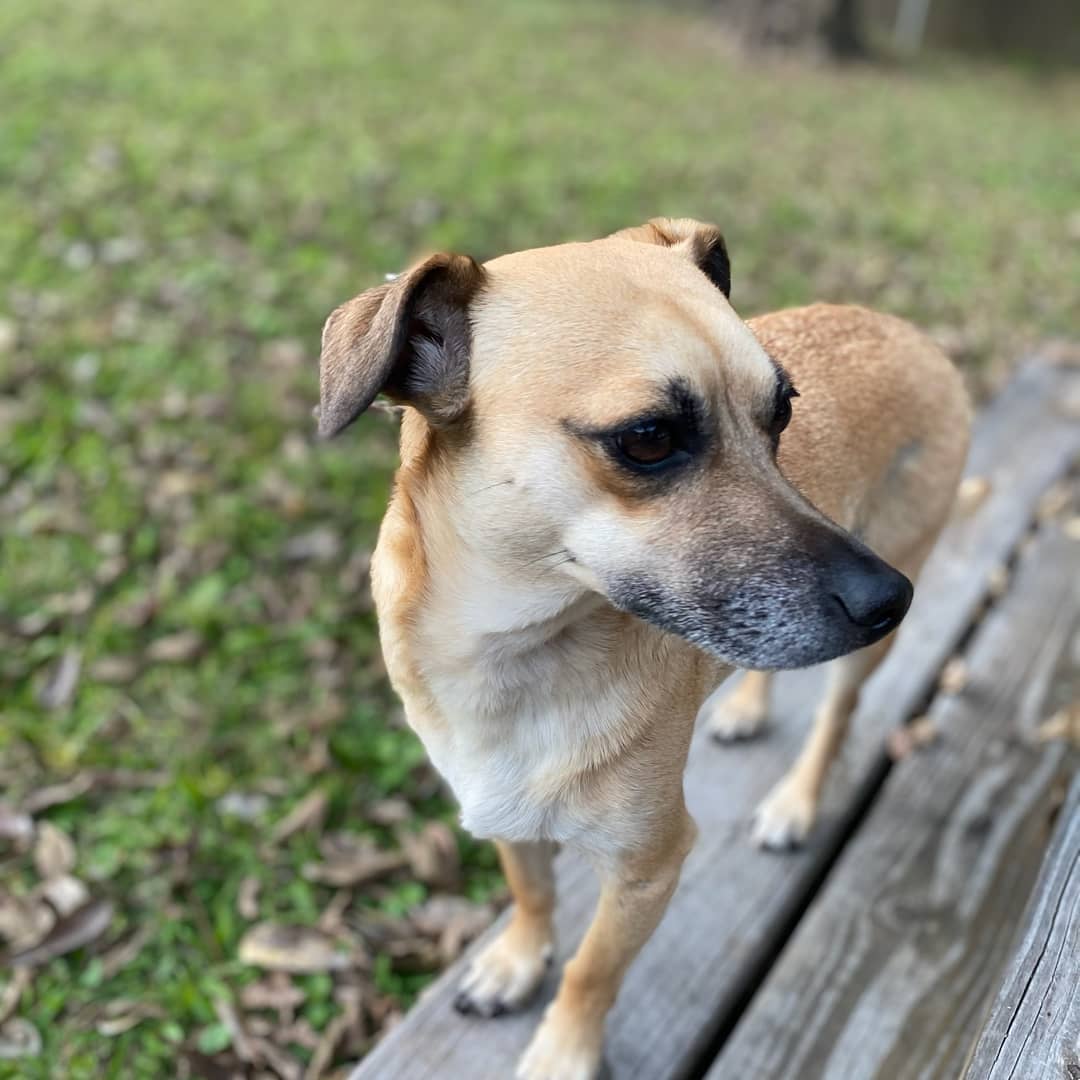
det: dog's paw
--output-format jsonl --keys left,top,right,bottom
{"left": 516, "top": 1004, "right": 603, "bottom": 1080}
{"left": 706, "top": 692, "right": 770, "bottom": 743}
{"left": 453, "top": 926, "right": 552, "bottom": 1018}
{"left": 752, "top": 776, "right": 816, "bottom": 851}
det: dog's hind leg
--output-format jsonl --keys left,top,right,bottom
{"left": 517, "top": 810, "right": 697, "bottom": 1080}
{"left": 454, "top": 840, "right": 556, "bottom": 1017}
{"left": 702, "top": 669, "right": 772, "bottom": 742}
{"left": 752, "top": 635, "right": 893, "bottom": 851}
{"left": 752, "top": 529, "right": 942, "bottom": 851}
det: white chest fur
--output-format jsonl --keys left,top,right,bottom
{"left": 406, "top": 586, "right": 662, "bottom": 848}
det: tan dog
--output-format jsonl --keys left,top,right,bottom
{"left": 318, "top": 219, "right": 970, "bottom": 1080}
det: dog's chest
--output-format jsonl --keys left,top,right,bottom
{"left": 407, "top": 603, "right": 648, "bottom": 846}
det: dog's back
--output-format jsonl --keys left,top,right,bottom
{"left": 754, "top": 303, "right": 971, "bottom": 566}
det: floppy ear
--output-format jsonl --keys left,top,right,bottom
{"left": 317, "top": 252, "right": 486, "bottom": 438}
{"left": 611, "top": 217, "right": 730, "bottom": 299}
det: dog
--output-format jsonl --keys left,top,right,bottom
{"left": 317, "top": 219, "right": 970, "bottom": 1079}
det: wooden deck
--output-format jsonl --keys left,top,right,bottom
{"left": 962, "top": 774, "right": 1080, "bottom": 1080}
{"left": 351, "top": 358, "right": 1080, "bottom": 1080}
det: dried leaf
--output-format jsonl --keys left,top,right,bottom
{"left": 236, "top": 876, "right": 261, "bottom": 921}
{"left": 0, "top": 1018, "right": 41, "bottom": 1060}
{"left": 94, "top": 555, "right": 128, "bottom": 587}
{"left": 273, "top": 1017, "right": 321, "bottom": 1052}
{"left": 1034, "top": 703, "right": 1080, "bottom": 748}
{"left": 15, "top": 611, "right": 56, "bottom": 638}
{"left": 316, "top": 890, "right": 352, "bottom": 936}
{"left": 301, "top": 736, "right": 330, "bottom": 776}
{"left": 37, "top": 647, "right": 82, "bottom": 709}
{"left": 95, "top": 999, "right": 165, "bottom": 1037}
{"left": 382, "top": 936, "right": 441, "bottom": 972}
{"left": 179, "top": 1048, "right": 245, "bottom": 1080}
{"left": 303, "top": 836, "right": 407, "bottom": 888}
{"left": 270, "top": 789, "right": 328, "bottom": 845}
{"left": 36, "top": 874, "right": 90, "bottom": 918}
{"left": 0, "top": 893, "right": 53, "bottom": 953}
{"left": 239, "top": 974, "right": 305, "bottom": 1019}
{"left": 99, "top": 924, "right": 153, "bottom": 979}
{"left": 939, "top": 658, "right": 969, "bottom": 696}
{"left": 887, "top": 716, "right": 940, "bottom": 762}
{"left": 213, "top": 998, "right": 254, "bottom": 1063}
{"left": 400, "top": 822, "right": 460, "bottom": 890}
{"left": 0, "top": 969, "right": 32, "bottom": 1026}
{"left": 237, "top": 923, "right": 352, "bottom": 974}
{"left": 303, "top": 990, "right": 360, "bottom": 1080}
{"left": 367, "top": 797, "right": 411, "bottom": 827}
{"left": 246, "top": 1036, "right": 302, "bottom": 1080}
{"left": 89, "top": 656, "right": 139, "bottom": 684}
{"left": 955, "top": 476, "right": 991, "bottom": 516}
{"left": 22, "top": 772, "right": 95, "bottom": 814}
{"left": 7, "top": 897, "right": 113, "bottom": 968}
{"left": 146, "top": 631, "right": 203, "bottom": 663}
{"left": 1037, "top": 482, "right": 1072, "bottom": 523}
{"left": 986, "top": 562, "right": 1010, "bottom": 600}
{"left": 112, "top": 592, "right": 158, "bottom": 629}
{"left": 33, "top": 822, "right": 76, "bottom": 880}
{"left": 0, "top": 804, "right": 34, "bottom": 851}
{"left": 157, "top": 470, "right": 204, "bottom": 499}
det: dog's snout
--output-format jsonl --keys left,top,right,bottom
{"left": 827, "top": 556, "right": 913, "bottom": 635}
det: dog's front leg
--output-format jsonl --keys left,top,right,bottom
{"left": 517, "top": 810, "right": 697, "bottom": 1080}
{"left": 455, "top": 840, "right": 557, "bottom": 1016}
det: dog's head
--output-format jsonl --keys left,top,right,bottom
{"left": 319, "top": 219, "right": 912, "bottom": 669}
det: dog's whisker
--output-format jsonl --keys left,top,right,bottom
{"left": 467, "top": 478, "right": 515, "bottom": 496}
{"left": 521, "top": 548, "right": 569, "bottom": 568}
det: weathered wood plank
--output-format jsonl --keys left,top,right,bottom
{"left": 706, "top": 519, "right": 1079, "bottom": 1080}
{"left": 960, "top": 774, "right": 1080, "bottom": 1080}
{"left": 352, "top": 360, "right": 1080, "bottom": 1080}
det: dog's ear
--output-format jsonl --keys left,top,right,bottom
{"left": 611, "top": 218, "right": 730, "bottom": 299}
{"left": 317, "top": 253, "right": 486, "bottom": 438}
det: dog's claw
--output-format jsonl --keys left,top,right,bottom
{"left": 453, "top": 989, "right": 508, "bottom": 1018}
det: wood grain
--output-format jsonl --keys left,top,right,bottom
{"left": 961, "top": 774, "right": 1080, "bottom": 1080}
{"left": 707, "top": 522, "right": 1079, "bottom": 1080}
{"left": 351, "top": 361, "right": 1080, "bottom": 1080}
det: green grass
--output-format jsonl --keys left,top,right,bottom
{"left": 1, "top": 0, "right": 1078, "bottom": 1075}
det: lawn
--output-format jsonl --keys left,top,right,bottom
{"left": 1, "top": 0, "right": 1078, "bottom": 1076}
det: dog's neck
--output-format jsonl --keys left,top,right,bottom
{"left": 374, "top": 413, "right": 718, "bottom": 844}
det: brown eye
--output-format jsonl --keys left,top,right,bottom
{"left": 770, "top": 386, "right": 798, "bottom": 443}
{"left": 615, "top": 421, "right": 677, "bottom": 467}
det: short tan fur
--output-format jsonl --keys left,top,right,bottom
{"left": 319, "top": 219, "right": 970, "bottom": 1079}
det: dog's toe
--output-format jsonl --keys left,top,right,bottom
{"left": 454, "top": 929, "right": 552, "bottom": 1019}
{"left": 752, "top": 777, "right": 815, "bottom": 851}
{"left": 705, "top": 700, "right": 770, "bottom": 744}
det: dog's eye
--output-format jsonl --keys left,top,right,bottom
{"left": 615, "top": 421, "right": 679, "bottom": 468}
{"left": 769, "top": 386, "right": 798, "bottom": 443}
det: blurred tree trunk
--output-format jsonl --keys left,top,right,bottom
{"left": 717, "top": 0, "right": 866, "bottom": 58}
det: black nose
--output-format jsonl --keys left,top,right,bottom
{"left": 828, "top": 556, "right": 913, "bottom": 634}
